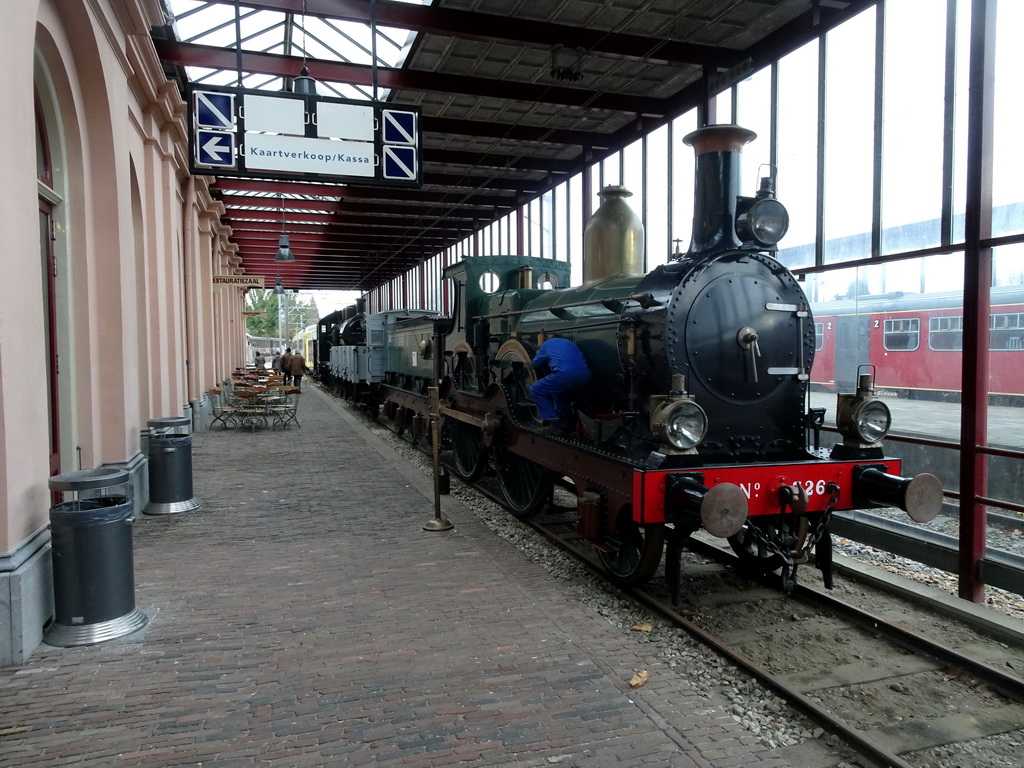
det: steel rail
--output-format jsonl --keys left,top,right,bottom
{"left": 624, "top": 588, "right": 916, "bottom": 768}
{"left": 795, "top": 583, "right": 1024, "bottom": 703}
{"left": 686, "top": 536, "right": 1024, "bottom": 697}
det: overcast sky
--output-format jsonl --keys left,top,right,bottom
{"left": 302, "top": 290, "right": 363, "bottom": 316}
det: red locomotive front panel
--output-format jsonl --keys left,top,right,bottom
{"left": 633, "top": 458, "right": 903, "bottom": 525}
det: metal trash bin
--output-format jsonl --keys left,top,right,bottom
{"left": 45, "top": 468, "right": 148, "bottom": 647}
{"left": 145, "top": 416, "right": 201, "bottom": 515}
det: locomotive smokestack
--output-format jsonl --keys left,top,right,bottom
{"left": 681, "top": 125, "right": 757, "bottom": 260}
{"left": 583, "top": 185, "right": 645, "bottom": 285}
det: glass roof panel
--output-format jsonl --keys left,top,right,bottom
{"left": 164, "top": 0, "right": 423, "bottom": 101}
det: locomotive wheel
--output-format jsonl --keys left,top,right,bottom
{"left": 494, "top": 339, "right": 539, "bottom": 421}
{"left": 727, "top": 516, "right": 809, "bottom": 574}
{"left": 598, "top": 509, "right": 666, "bottom": 585}
{"left": 449, "top": 420, "right": 487, "bottom": 482}
{"left": 493, "top": 444, "right": 552, "bottom": 518}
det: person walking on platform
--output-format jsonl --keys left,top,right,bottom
{"left": 289, "top": 349, "right": 307, "bottom": 391}
{"left": 271, "top": 349, "right": 281, "bottom": 374}
{"left": 280, "top": 347, "right": 293, "bottom": 385}
{"left": 530, "top": 335, "right": 591, "bottom": 433}
{"left": 254, "top": 350, "right": 266, "bottom": 370}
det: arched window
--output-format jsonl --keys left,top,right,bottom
{"left": 36, "top": 86, "right": 60, "bottom": 475}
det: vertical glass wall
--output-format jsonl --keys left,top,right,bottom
{"left": 622, "top": 137, "right": 643, "bottom": 233}
{"left": 711, "top": 90, "right": 732, "bottom": 123}
{"left": 645, "top": 124, "right": 669, "bottom": 268}
{"left": 541, "top": 190, "right": 555, "bottom": 261}
{"left": 992, "top": 1, "right": 1024, "bottom": 238}
{"left": 670, "top": 111, "right": 697, "bottom": 254}
{"left": 553, "top": 181, "right": 573, "bottom": 269}
{"left": 734, "top": 65, "right": 772, "bottom": 196}
{"left": 774, "top": 41, "right": 818, "bottom": 271}
{"left": 986, "top": 243, "right": 1024, "bottom": 522}
{"left": 880, "top": 0, "right": 947, "bottom": 254}
{"left": 525, "top": 198, "right": 541, "bottom": 257}
{"left": 951, "top": 0, "right": 971, "bottom": 244}
{"left": 601, "top": 152, "right": 621, "bottom": 187}
{"left": 822, "top": 6, "right": 875, "bottom": 264}
{"left": 568, "top": 173, "right": 583, "bottom": 285}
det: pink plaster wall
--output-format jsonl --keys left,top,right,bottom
{"left": 1, "top": 0, "right": 239, "bottom": 553}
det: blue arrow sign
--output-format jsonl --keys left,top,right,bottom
{"left": 195, "top": 91, "right": 234, "bottom": 129}
{"left": 382, "top": 146, "right": 417, "bottom": 181}
{"left": 196, "top": 130, "right": 236, "bottom": 167}
{"left": 382, "top": 110, "right": 416, "bottom": 145}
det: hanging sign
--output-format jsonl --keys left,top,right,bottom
{"left": 214, "top": 275, "right": 264, "bottom": 287}
{"left": 188, "top": 85, "right": 422, "bottom": 189}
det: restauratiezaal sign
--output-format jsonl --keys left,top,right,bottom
{"left": 213, "top": 274, "right": 264, "bottom": 288}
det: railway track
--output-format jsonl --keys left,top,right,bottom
{"left": 523, "top": 505, "right": 1024, "bottom": 768}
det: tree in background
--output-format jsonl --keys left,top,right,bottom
{"left": 244, "top": 289, "right": 278, "bottom": 338}
{"left": 245, "top": 289, "right": 320, "bottom": 339}
{"left": 291, "top": 294, "right": 321, "bottom": 332}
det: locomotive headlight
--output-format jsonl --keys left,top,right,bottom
{"left": 736, "top": 198, "right": 790, "bottom": 247}
{"left": 854, "top": 399, "right": 892, "bottom": 443}
{"left": 837, "top": 396, "right": 892, "bottom": 445}
{"left": 651, "top": 398, "right": 708, "bottom": 451}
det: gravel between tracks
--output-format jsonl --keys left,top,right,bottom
{"left": 358, "top": 405, "right": 1024, "bottom": 768}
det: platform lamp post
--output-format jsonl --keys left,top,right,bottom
{"left": 282, "top": 288, "right": 289, "bottom": 349}
{"left": 274, "top": 276, "right": 289, "bottom": 352}
{"left": 274, "top": 193, "right": 296, "bottom": 351}
{"left": 425, "top": 324, "right": 453, "bottom": 532}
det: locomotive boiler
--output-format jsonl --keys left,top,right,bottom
{"left": 332, "top": 124, "right": 944, "bottom": 592}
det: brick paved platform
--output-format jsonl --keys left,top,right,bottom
{"left": 0, "top": 385, "right": 837, "bottom": 767}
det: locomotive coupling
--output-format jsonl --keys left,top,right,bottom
{"left": 665, "top": 474, "right": 748, "bottom": 538}
{"left": 853, "top": 466, "right": 944, "bottom": 523}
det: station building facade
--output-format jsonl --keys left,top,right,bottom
{"left": 2, "top": 0, "right": 245, "bottom": 665}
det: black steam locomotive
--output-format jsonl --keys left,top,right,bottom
{"left": 319, "top": 124, "right": 942, "bottom": 592}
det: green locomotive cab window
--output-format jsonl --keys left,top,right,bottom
{"left": 537, "top": 272, "right": 560, "bottom": 290}
{"left": 479, "top": 271, "right": 501, "bottom": 294}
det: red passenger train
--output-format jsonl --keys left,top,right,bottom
{"left": 811, "top": 285, "right": 1024, "bottom": 404}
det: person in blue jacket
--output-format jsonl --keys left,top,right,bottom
{"left": 530, "top": 336, "right": 591, "bottom": 429}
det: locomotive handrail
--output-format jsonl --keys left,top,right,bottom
{"left": 470, "top": 292, "right": 659, "bottom": 322}
{"left": 485, "top": 318, "right": 632, "bottom": 340}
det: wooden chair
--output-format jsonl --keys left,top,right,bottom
{"left": 208, "top": 387, "right": 237, "bottom": 430}
{"left": 270, "top": 386, "right": 301, "bottom": 429}
{"left": 232, "top": 389, "right": 270, "bottom": 430}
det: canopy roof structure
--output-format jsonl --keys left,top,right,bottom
{"left": 154, "top": 0, "right": 867, "bottom": 293}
